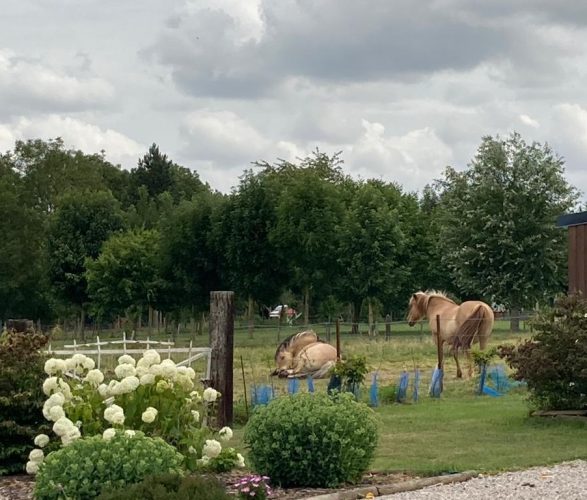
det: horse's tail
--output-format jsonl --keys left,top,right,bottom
{"left": 454, "top": 305, "right": 486, "bottom": 350}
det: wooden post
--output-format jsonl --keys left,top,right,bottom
{"left": 385, "top": 314, "right": 391, "bottom": 341}
{"left": 335, "top": 318, "right": 341, "bottom": 360}
{"left": 209, "top": 291, "right": 235, "bottom": 427}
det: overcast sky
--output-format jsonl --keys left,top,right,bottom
{"left": 2, "top": 0, "right": 587, "bottom": 198}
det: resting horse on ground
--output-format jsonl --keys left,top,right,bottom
{"left": 270, "top": 330, "right": 337, "bottom": 379}
{"left": 407, "top": 291, "right": 494, "bottom": 378}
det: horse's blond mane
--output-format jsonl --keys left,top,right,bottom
{"left": 424, "top": 290, "right": 456, "bottom": 303}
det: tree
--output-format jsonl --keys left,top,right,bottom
{"left": 85, "top": 229, "right": 163, "bottom": 332}
{"left": 0, "top": 155, "right": 49, "bottom": 320}
{"left": 158, "top": 193, "right": 225, "bottom": 322}
{"left": 216, "top": 170, "right": 289, "bottom": 336}
{"left": 266, "top": 152, "right": 346, "bottom": 325}
{"left": 336, "top": 180, "right": 407, "bottom": 334}
{"left": 437, "top": 133, "right": 578, "bottom": 330}
{"left": 47, "top": 191, "right": 125, "bottom": 336}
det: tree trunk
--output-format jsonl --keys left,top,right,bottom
{"left": 368, "top": 299, "right": 375, "bottom": 337}
{"left": 510, "top": 308, "right": 521, "bottom": 332}
{"left": 304, "top": 285, "right": 310, "bottom": 326}
{"left": 148, "top": 305, "right": 153, "bottom": 334}
{"left": 80, "top": 307, "right": 86, "bottom": 341}
{"left": 247, "top": 295, "right": 255, "bottom": 339}
{"left": 351, "top": 301, "right": 360, "bottom": 335}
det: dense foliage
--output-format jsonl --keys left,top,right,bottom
{"left": 0, "top": 132, "right": 579, "bottom": 329}
{"left": 437, "top": 133, "right": 577, "bottom": 328}
{"left": 244, "top": 392, "right": 378, "bottom": 487}
{"left": 499, "top": 294, "right": 587, "bottom": 410}
{"left": 34, "top": 432, "right": 184, "bottom": 500}
{"left": 97, "top": 473, "right": 231, "bottom": 500}
{"left": 0, "top": 331, "right": 50, "bottom": 475}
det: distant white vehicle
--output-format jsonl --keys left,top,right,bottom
{"left": 269, "top": 305, "right": 288, "bottom": 318}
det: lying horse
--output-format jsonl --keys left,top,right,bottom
{"left": 270, "top": 330, "right": 337, "bottom": 379}
{"left": 407, "top": 290, "right": 494, "bottom": 378}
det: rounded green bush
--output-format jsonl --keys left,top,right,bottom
{"left": 35, "top": 431, "right": 184, "bottom": 500}
{"left": 244, "top": 392, "right": 378, "bottom": 488}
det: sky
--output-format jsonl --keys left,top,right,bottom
{"left": 2, "top": 0, "right": 587, "bottom": 198}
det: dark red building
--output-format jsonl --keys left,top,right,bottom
{"left": 557, "top": 210, "right": 587, "bottom": 295}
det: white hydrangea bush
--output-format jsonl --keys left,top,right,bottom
{"left": 31, "top": 349, "right": 244, "bottom": 474}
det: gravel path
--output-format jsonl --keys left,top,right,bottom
{"left": 379, "top": 460, "right": 587, "bottom": 499}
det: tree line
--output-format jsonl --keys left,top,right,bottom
{"left": 0, "top": 133, "right": 578, "bottom": 336}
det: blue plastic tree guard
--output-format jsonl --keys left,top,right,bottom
{"left": 396, "top": 370, "right": 410, "bottom": 402}
{"left": 429, "top": 367, "right": 443, "bottom": 398}
{"left": 251, "top": 385, "right": 274, "bottom": 406}
{"left": 412, "top": 369, "right": 421, "bottom": 403}
{"left": 307, "top": 376, "right": 315, "bottom": 393}
{"left": 370, "top": 373, "right": 379, "bottom": 407}
{"left": 287, "top": 378, "right": 300, "bottom": 394}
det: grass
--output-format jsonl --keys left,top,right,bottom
{"left": 48, "top": 319, "right": 587, "bottom": 474}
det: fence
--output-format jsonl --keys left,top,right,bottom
{"left": 46, "top": 331, "right": 213, "bottom": 381}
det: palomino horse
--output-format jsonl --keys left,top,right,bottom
{"left": 270, "top": 330, "right": 337, "bottom": 379}
{"left": 407, "top": 291, "right": 494, "bottom": 378}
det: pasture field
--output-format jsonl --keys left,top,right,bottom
{"left": 47, "top": 318, "right": 587, "bottom": 474}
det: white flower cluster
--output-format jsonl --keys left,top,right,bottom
{"left": 26, "top": 448, "right": 44, "bottom": 475}
{"left": 42, "top": 393, "right": 66, "bottom": 421}
{"left": 202, "top": 439, "right": 222, "bottom": 458}
{"left": 52, "top": 416, "right": 81, "bottom": 446}
{"left": 104, "top": 404, "right": 125, "bottom": 425}
{"left": 218, "top": 426, "right": 233, "bottom": 441}
{"left": 141, "top": 406, "right": 158, "bottom": 423}
{"left": 203, "top": 387, "right": 220, "bottom": 403}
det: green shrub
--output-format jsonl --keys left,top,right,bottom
{"left": 0, "top": 331, "right": 50, "bottom": 475}
{"left": 244, "top": 392, "right": 378, "bottom": 488}
{"left": 35, "top": 431, "right": 184, "bottom": 499}
{"left": 378, "top": 385, "right": 397, "bottom": 405}
{"left": 331, "top": 355, "right": 369, "bottom": 397}
{"left": 97, "top": 473, "right": 231, "bottom": 500}
{"left": 499, "top": 293, "right": 587, "bottom": 411}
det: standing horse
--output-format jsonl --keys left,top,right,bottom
{"left": 406, "top": 291, "right": 494, "bottom": 378}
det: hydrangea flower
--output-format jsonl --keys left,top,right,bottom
{"left": 103, "top": 428, "right": 116, "bottom": 441}
{"left": 191, "top": 410, "right": 200, "bottom": 422}
{"left": 52, "top": 416, "right": 75, "bottom": 437}
{"left": 34, "top": 434, "right": 50, "bottom": 448}
{"left": 139, "top": 373, "right": 155, "bottom": 385}
{"left": 44, "top": 358, "right": 66, "bottom": 376}
{"left": 26, "top": 461, "right": 39, "bottom": 475}
{"left": 115, "top": 363, "right": 136, "bottom": 379}
{"left": 202, "top": 439, "right": 222, "bottom": 458}
{"left": 160, "top": 359, "right": 177, "bottom": 379}
{"left": 219, "top": 426, "right": 233, "bottom": 441}
{"left": 84, "top": 369, "right": 104, "bottom": 386}
{"left": 203, "top": 387, "right": 220, "bottom": 403}
{"left": 141, "top": 407, "right": 158, "bottom": 423}
{"left": 104, "top": 404, "right": 125, "bottom": 425}
{"left": 48, "top": 405, "right": 65, "bottom": 422}
{"left": 61, "top": 426, "right": 81, "bottom": 446}
{"left": 142, "top": 349, "right": 161, "bottom": 366}
{"left": 117, "top": 354, "right": 136, "bottom": 367}
{"left": 236, "top": 453, "right": 246, "bottom": 467}
{"left": 28, "top": 449, "right": 44, "bottom": 463}
{"left": 125, "top": 430, "right": 136, "bottom": 437}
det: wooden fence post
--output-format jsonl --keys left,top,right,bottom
{"left": 335, "top": 318, "right": 341, "bottom": 360}
{"left": 209, "top": 291, "right": 235, "bottom": 427}
{"left": 385, "top": 314, "right": 391, "bottom": 341}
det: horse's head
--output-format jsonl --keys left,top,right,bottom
{"left": 270, "top": 349, "right": 294, "bottom": 377}
{"left": 407, "top": 292, "right": 427, "bottom": 326}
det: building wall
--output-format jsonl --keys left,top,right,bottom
{"left": 568, "top": 223, "right": 587, "bottom": 295}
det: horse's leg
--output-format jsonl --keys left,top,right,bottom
{"left": 464, "top": 348, "right": 474, "bottom": 379}
{"left": 453, "top": 346, "right": 463, "bottom": 378}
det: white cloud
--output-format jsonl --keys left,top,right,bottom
{"left": 519, "top": 114, "right": 540, "bottom": 128}
{"left": 0, "top": 49, "right": 114, "bottom": 116}
{"left": 347, "top": 121, "right": 454, "bottom": 191}
{"left": 0, "top": 115, "right": 143, "bottom": 168}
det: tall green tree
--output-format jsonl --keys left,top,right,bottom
{"left": 437, "top": 133, "right": 578, "bottom": 330}
{"left": 0, "top": 155, "right": 49, "bottom": 320}
{"left": 216, "top": 170, "right": 288, "bottom": 336}
{"left": 158, "top": 192, "right": 225, "bottom": 320}
{"left": 336, "top": 180, "right": 407, "bottom": 333}
{"left": 47, "top": 191, "right": 125, "bottom": 336}
{"left": 266, "top": 152, "right": 346, "bottom": 325}
{"left": 86, "top": 229, "right": 163, "bottom": 331}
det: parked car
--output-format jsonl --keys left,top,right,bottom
{"left": 269, "top": 305, "right": 297, "bottom": 319}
